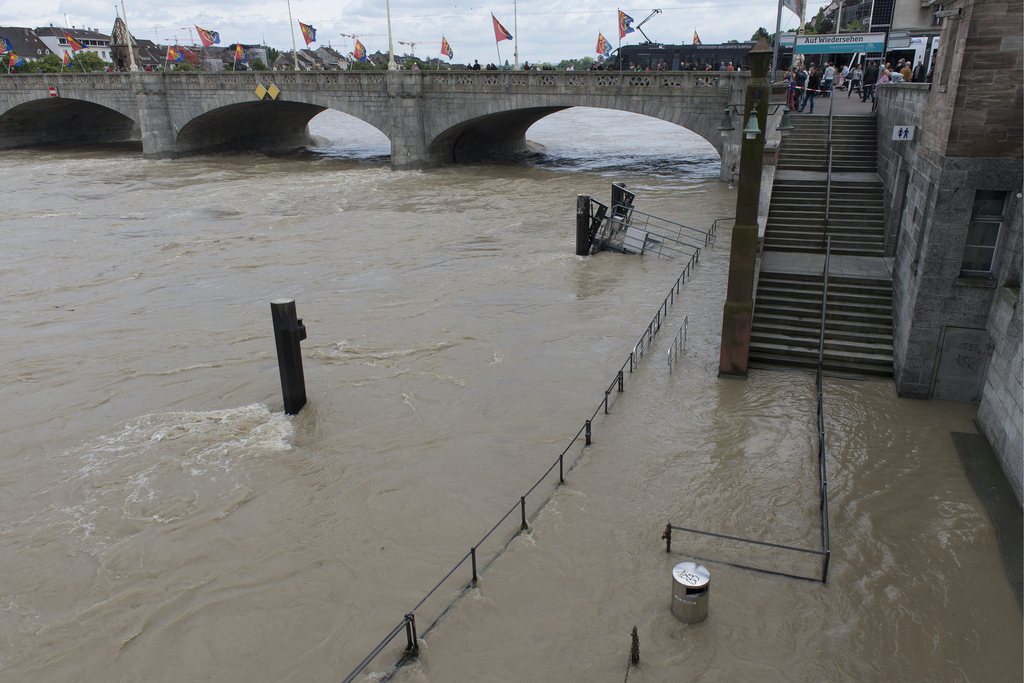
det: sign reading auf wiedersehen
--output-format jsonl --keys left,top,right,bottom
{"left": 794, "top": 32, "right": 887, "bottom": 54}
{"left": 892, "top": 125, "right": 916, "bottom": 141}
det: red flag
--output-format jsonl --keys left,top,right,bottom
{"left": 63, "top": 32, "right": 85, "bottom": 52}
{"left": 299, "top": 22, "right": 317, "bottom": 46}
{"left": 62, "top": 50, "right": 73, "bottom": 67}
{"left": 618, "top": 11, "right": 635, "bottom": 39}
{"left": 195, "top": 26, "right": 220, "bottom": 48}
{"left": 693, "top": 31, "right": 702, "bottom": 45}
{"left": 441, "top": 37, "right": 453, "bottom": 59}
{"left": 492, "top": 15, "right": 513, "bottom": 42}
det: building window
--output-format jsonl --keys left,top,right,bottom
{"left": 961, "top": 190, "right": 1007, "bottom": 276}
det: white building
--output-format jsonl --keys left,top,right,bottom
{"left": 34, "top": 26, "right": 113, "bottom": 63}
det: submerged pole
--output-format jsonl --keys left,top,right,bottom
{"left": 271, "top": 298, "right": 308, "bottom": 415}
{"left": 576, "top": 194, "right": 592, "bottom": 256}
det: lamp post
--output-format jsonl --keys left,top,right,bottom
{"left": 718, "top": 37, "right": 773, "bottom": 378}
{"left": 386, "top": 0, "right": 397, "bottom": 70}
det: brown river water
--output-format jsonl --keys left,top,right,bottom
{"left": 0, "top": 109, "right": 1019, "bottom": 682}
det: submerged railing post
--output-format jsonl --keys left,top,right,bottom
{"left": 270, "top": 298, "right": 308, "bottom": 415}
{"left": 662, "top": 523, "right": 672, "bottom": 553}
{"left": 617, "top": 370, "right": 624, "bottom": 392}
{"left": 404, "top": 614, "right": 419, "bottom": 656}
{"left": 520, "top": 496, "right": 528, "bottom": 531}
{"left": 559, "top": 452, "right": 564, "bottom": 484}
{"left": 585, "top": 420, "right": 592, "bottom": 445}
{"left": 471, "top": 547, "right": 478, "bottom": 585}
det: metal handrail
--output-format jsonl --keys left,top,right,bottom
{"left": 823, "top": 91, "right": 836, "bottom": 241}
{"left": 667, "top": 316, "right": 688, "bottom": 371}
{"left": 618, "top": 206, "right": 717, "bottom": 248}
{"left": 817, "top": 236, "right": 832, "bottom": 581}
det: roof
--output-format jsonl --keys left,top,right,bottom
{"left": 34, "top": 26, "right": 111, "bottom": 41}
{"left": 0, "top": 26, "right": 52, "bottom": 58}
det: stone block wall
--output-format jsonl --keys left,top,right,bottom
{"left": 977, "top": 284, "right": 1024, "bottom": 504}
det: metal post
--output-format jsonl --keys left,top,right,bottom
{"left": 585, "top": 420, "right": 592, "bottom": 445}
{"left": 286, "top": 0, "right": 299, "bottom": 70}
{"left": 270, "top": 299, "right": 308, "bottom": 415}
{"left": 404, "top": 613, "right": 419, "bottom": 656}
{"left": 663, "top": 523, "right": 672, "bottom": 553}
{"left": 822, "top": 549, "right": 831, "bottom": 583}
{"left": 630, "top": 626, "right": 640, "bottom": 666}
{"left": 617, "top": 370, "right": 624, "bottom": 392}
{"left": 471, "top": 547, "right": 478, "bottom": 585}
{"left": 629, "top": 351, "right": 634, "bottom": 373}
{"left": 559, "top": 452, "right": 564, "bottom": 484}
{"left": 576, "top": 194, "right": 592, "bottom": 256}
{"left": 604, "top": 390, "right": 610, "bottom": 414}
{"left": 520, "top": 496, "right": 528, "bottom": 531}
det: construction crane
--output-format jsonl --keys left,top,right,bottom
{"left": 634, "top": 9, "right": 662, "bottom": 44}
{"left": 397, "top": 40, "right": 419, "bottom": 58}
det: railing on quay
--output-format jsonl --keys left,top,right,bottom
{"left": 341, "top": 257, "right": 701, "bottom": 683}
{"left": 822, "top": 91, "right": 837, "bottom": 240}
{"left": 666, "top": 316, "right": 688, "bottom": 371}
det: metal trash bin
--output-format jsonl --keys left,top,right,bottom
{"left": 671, "top": 561, "right": 710, "bottom": 623}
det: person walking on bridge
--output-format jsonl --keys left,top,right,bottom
{"left": 861, "top": 61, "right": 879, "bottom": 102}
{"left": 848, "top": 64, "right": 863, "bottom": 98}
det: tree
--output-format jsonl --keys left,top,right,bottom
{"left": 24, "top": 51, "right": 107, "bottom": 72}
{"left": 751, "top": 27, "right": 771, "bottom": 43}
{"left": 265, "top": 47, "right": 280, "bottom": 65}
{"left": 249, "top": 58, "right": 268, "bottom": 71}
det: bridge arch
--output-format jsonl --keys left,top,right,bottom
{"left": 426, "top": 96, "right": 725, "bottom": 165}
{"left": 0, "top": 98, "right": 138, "bottom": 150}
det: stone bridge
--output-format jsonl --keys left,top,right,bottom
{"left": 0, "top": 70, "right": 748, "bottom": 177}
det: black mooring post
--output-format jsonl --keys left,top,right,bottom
{"left": 585, "top": 420, "right": 592, "bottom": 445}
{"left": 471, "top": 547, "right": 478, "bottom": 585}
{"left": 576, "top": 195, "right": 592, "bottom": 256}
{"left": 662, "top": 523, "right": 672, "bottom": 553}
{"left": 271, "top": 298, "right": 308, "bottom": 415}
{"left": 630, "top": 626, "right": 640, "bottom": 666}
{"left": 520, "top": 496, "right": 528, "bottom": 531}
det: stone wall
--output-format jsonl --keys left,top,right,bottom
{"left": 977, "top": 283, "right": 1024, "bottom": 504}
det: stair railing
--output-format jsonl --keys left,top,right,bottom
{"left": 818, "top": 236, "right": 831, "bottom": 376}
{"left": 822, "top": 92, "right": 836, "bottom": 245}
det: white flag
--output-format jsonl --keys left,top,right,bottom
{"left": 782, "top": 0, "right": 805, "bottom": 20}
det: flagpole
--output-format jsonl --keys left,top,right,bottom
{"left": 617, "top": 8, "right": 621, "bottom": 72}
{"left": 513, "top": 0, "right": 519, "bottom": 69}
{"left": 771, "top": 0, "right": 784, "bottom": 81}
{"left": 120, "top": 0, "right": 138, "bottom": 71}
{"left": 385, "top": 0, "right": 397, "bottom": 70}
{"left": 287, "top": 0, "right": 299, "bottom": 70}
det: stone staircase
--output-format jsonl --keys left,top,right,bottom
{"left": 764, "top": 179, "right": 885, "bottom": 256}
{"left": 749, "top": 271, "right": 894, "bottom": 376}
{"left": 777, "top": 115, "right": 878, "bottom": 173}
{"left": 751, "top": 112, "right": 893, "bottom": 377}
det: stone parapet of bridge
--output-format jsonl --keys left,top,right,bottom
{"left": 0, "top": 70, "right": 748, "bottom": 178}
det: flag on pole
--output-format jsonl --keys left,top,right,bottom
{"left": 0, "top": 37, "right": 13, "bottom": 54}
{"left": 234, "top": 43, "right": 246, "bottom": 62}
{"left": 782, "top": 0, "right": 805, "bottom": 19}
{"left": 693, "top": 31, "right": 702, "bottom": 45}
{"left": 195, "top": 26, "right": 220, "bottom": 48}
{"left": 180, "top": 46, "right": 201, "bottom": 64}
{"left": 492, "top": 15, "right": 513, "bottom": 42}
{"left": 8, "top": 52, "right": 25, "bottom": 68}
{"left": 299, "top": 22, "right": 316, "bottom": 46}
{"left": 63, "top": 32, "right": 85, "bottom": 52}
{"left": 62, "top": 50, "right": 73, "bottom": 68}
{"left": 167, "top": 46, "right": 184, "bottom": 63}
{"left": 618, "top": 10, "right": 635, "bottom": 39}
{"left": 353, "top": 39, "right": 367, "bottom": 62}
{"left": 596, "top": 33, "right": 611, "bottom": 57}
{"left": 441, "top": 36, "right": 453, "bottom": 59}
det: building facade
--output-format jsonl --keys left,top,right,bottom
{"left": 34, "top": 26, "right": 112, "bottom": 63}
{"left": 875, "top": 0, "right": 1023, "bottom": 500}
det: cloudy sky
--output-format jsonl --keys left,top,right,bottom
{"left": 9, "top": 0, "right": 830, "bottom": 64}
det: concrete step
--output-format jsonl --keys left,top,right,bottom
{"left": 752, "top": 319, "right": 894, "bottom": 345}
{"left": 747, "top": 348, "right": 893, "bottom": 377}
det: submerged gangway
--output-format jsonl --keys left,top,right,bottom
{"left": 576, "top": 183, "right": 724, "bottom": 260}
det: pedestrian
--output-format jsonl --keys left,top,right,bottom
{"left": 794, "top": 62, "right": 809, "bottom": 104}
{"left": 726, "top": 61, "right": 735, "bottom": 72}
{"left": 848, "top": 63, "right": 863, "bottom": 98}
{"left": 861, "top": 61, "right": 879, "bottom": 102}
{"left": 822, "top": 62, "right": 835, "bottom": 96}
{"left": 838, "top": 63, "right": 850, "bottom": 90}
{"left": 911, "top": 58, "right": 926, "bottom": 82}
{"left": 786, "top": 68, "right": 798, "bottom": 110}
{"left": 900, "top": 61, "right": 912, "bottom": 82}
{"left": 798, "top": 66, "right": 819, "bottom": 113}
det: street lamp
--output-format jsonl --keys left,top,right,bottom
{"left": 717, "top": 103, "right": 793, "bottom": 139}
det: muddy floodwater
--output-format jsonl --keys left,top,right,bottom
{"left": 0, "top": 108, "right": 1019, "bottom": 682}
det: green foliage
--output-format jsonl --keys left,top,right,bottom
{"left": 556, "top": 56, "right": 595, "bottom": 70}
{"left": 169, "top": 62, "right": 199, "bottom": 72}
{"left": 22, "top": 53, "right": 63, "bottom": 73}
{"left": 803, "top": 8, "right": 834, "bottom": 34}
{"left": 751, "top": 27, "right": 772, "bottom": 43}
{"left": 21, "top": 51, "right": 107, "bottom": 73}
{"left": 248, "top": 58, "right": 268, "bottom": 71}
{"left": 265, "top": 47, "right": 280, "bottom": 64}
